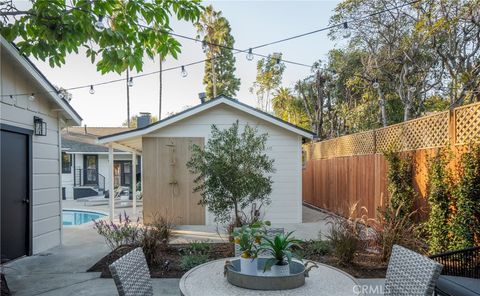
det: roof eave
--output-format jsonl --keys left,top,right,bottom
{"left": 1, "top": 37, "right": 82, "bottom": 126}
{"left": 98, "top": 96, "right": 314, "bottom": 144}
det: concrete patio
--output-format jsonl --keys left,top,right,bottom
{"left": 3, "top": 205, "right": 383, "bottom": 295}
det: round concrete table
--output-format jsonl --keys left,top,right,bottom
{"left": 179, "top": 258, "right": 361, "bottom": 296}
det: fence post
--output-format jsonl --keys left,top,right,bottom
{"left": 448, "top": 108, "right": 456, "bottom": 146}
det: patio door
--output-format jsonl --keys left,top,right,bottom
{"left": 114, "top": 160, "right": 132, "bottom": 188}
{"left": 1, "top": 126, "right": 31, "bottom": 262}
{"left": 143, "top": 137, "right": 205, "bottom": 225}
{"left": 83, "top": 155, "right": 98, "bottom": 186}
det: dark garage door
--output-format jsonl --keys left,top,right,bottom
{"left": 1, "top": 127, "right": 31, "bottom": 262}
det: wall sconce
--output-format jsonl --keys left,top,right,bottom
{"left": 34, "top": 116, "right": 47, "bottom": 136}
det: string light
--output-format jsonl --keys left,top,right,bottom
{"left": 246, "top": 48, "right": 254, "bottom": 61}
{"left": 58, "top": 91, "right": 65, "bottom": 99}
{"left": 181, "top": 66, "right": 188, "bottom": 78}
{"left": 94, "top": 16, "right": 105, "bottom": 32}
{"left": 372, "top": 79, "right": 380, "bottom": 89}
{"left": 342, "top": 22, "right": 351, "bottom": 39}
{"left": 28, "top": 93, "right": 35, "bottom": 101}
{"left": 273, "top": 58, "right": 281, "bottom": 71}
{"left": 1, "top": 1, "right": 423, "bottom": 99}
{"left": 128, "top": 77, "right": 134, "bottom": 87}
{"left": 202, "top": 40, "right": 207, "bottom": 52}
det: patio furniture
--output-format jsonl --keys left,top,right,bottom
{"left": 76, "top": 186, "right": 133, "bottom": 206}
{"left": 430, "top": 246, "right": 480, "bottom": 296}
{"left": 179, "top": 258, "right": 361, "bottom": 295}
{"left": 384, "top": 245, "right": 443, "bottom": 296}
{"left": 109, "top": 247, "right": 153, "bottom": 296}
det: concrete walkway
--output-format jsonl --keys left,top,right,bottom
{"left": 3, "top": 206, "right": 383, "bottom": 295}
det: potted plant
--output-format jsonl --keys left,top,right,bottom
{"left": 233, "top": 226, "right": 263, "bottom": 275}
{"left": 258, "top": 231, "right": 303, "bottom": 276}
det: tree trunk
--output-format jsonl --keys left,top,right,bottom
{"left": 233, "top": 200, "right": 240, "bottom": 226}
{"left": 159, "top": 56, "right": 163, "bottom": 119}
{"left": 377, "top": 87, "right": 387, "bottom": 127}
{"left": 211, "top": 58, "right": 217, "bottom": 98}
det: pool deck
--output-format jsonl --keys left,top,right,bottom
{"left": 3, "top": 205, "right": 384, "bottom": 295}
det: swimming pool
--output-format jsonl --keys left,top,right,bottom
{"left": 62, "top": 209, "right": 107, "bottom": 226}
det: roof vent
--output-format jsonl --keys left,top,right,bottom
{"left": 137, "top": 112, "right": 151, "bottom": 129}
{"left": 198, "top": 92, "right": 206, "bottom": 104}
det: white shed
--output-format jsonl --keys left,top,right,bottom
{"left": 98, "top": 96, "right": 313, "bottom": 225}
{"left": 1, "top": 36, "right": 82, "bottom": 261}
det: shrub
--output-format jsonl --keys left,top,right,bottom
{"left": 450, "top": 144, "right": 480, "bottom": 249}
{"left": 425, "top": 150, "right": 452, "bottom": 254}
{"left": 179, "top": 254, "right": 209, "bottom": 271}
{"left": 384, "top": 150, "right": 416, "bottom": 217}
{"left": 141, "top": 215, "right": 174, "bottom": 265}
{"left": 309, "top": 239, "right": 331, "bottom": 256}
{"left": 93, "top": 211, "right": 141, "bottom": 250}
{"left": 325, "top": 209, "right": 364, "bottom": 265}
{"left": 186, "top": 121, "right": 275, "bottom": 226}
{"left": 186, "top": 240, "right": 211, "bottom": 256}
{"left": 373, "top": 204, "right": 424, "bottom": 262}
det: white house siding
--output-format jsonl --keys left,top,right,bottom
{"left": 1, "top": 52, "right": 64, "bottom": 253}
{"left": 146, "top": 104, "right": 302, "bottom": 224}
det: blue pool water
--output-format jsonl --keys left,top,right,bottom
{"left": 63, "top": 210, "right": 106, "bottom": 226}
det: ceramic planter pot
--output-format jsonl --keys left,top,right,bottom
{"left": 240, "top": 257, "right": 258, "bottom": 275}
{"left": 270, "top": 263, "right": 290, "bottom": 276}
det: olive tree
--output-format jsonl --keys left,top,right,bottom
{"left": 186, "top": 121, "right": 275, "bottom": 226}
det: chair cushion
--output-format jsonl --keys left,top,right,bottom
{"left": 436, "top": 276, "right": 480, "bottom": 296}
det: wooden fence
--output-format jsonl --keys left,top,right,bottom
{"left": 302, "top": 102, "right": 480, "bottom": 219}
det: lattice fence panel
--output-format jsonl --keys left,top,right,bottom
{"left": 304, "top": 102, "right": 479, "bottom": 159}
{"left": 455, "top": 102, "right": 480, "bottom": 145}
{"left": 335, "top": 131, "right": 376, "bottom": 156}
{"left": 376, "top": 125, "right": 402, "bottom": 152}
{"left": 400, "top": 112, "right": 449, "bottom": 150}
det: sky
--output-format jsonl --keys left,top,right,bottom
{"left": 31, "top": 0, "right": 342, "bottom": 127}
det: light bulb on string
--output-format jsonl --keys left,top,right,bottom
{"left": 128, "top": 77, "right": 134, "bottom": 87}
{"left": 89, "top": 85, "right": 95, "bottom": 94}
{"left": 273, "top": 59, "right": 281, "bottom": 71}
{"left": 94, "top": 16, "right": 105, "bottom": 32}
{"left": 58, "top": 91, "right": 65, "bottom": 99}
{"left": 372, "top": 79, "right": 380, "bottom": 89}
{"left": 181, "top": 66, "right": 188, "bottom": 78}
{"left": 246, "top": 48, "right": 254, "bottom": 61}
{"left": 28, "top": 93, "right": 35, "bottom": 101}
{"left": 342, "top": 22, "right": 351, "bottom": 39}
{"left": 202, "top": 40, "right": 207, "bottom": 53}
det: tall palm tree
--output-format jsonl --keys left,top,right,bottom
{"left": 272, "top": 87, "right": 293, "bottom": 122}
{"left": 195, "top": 5, "right": 229, "bottom": 99}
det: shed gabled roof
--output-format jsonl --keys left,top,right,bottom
{"left": 1, "top": 36, "right": 82, "bottom": 125}
{"left": 98, "top": 95, "right": 314, "bottom": 144}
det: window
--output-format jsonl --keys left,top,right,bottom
{"left": 62, "top": 152, "right": 71, "bottom": 174}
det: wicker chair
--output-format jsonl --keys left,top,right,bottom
{"left": 430, "top": 246, "right": 480, "bottom": 296}
{"left": 109, "top": 247, "right": 153, "bottom": 296}
{"left": 384, "top": 245, "right": 443, "bottom": 296}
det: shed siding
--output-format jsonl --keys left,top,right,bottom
{"left": 146, "top": 104, "right": 302, "bottom": 224}
{"left": 1, "top": 51, "right": 62, "bottom": 253}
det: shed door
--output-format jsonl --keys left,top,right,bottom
{"left": 143, "top": 137, "right": 205, "bottom": 225}
{"left": 1, "top": 129, "right": 30, "bottom": 262}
